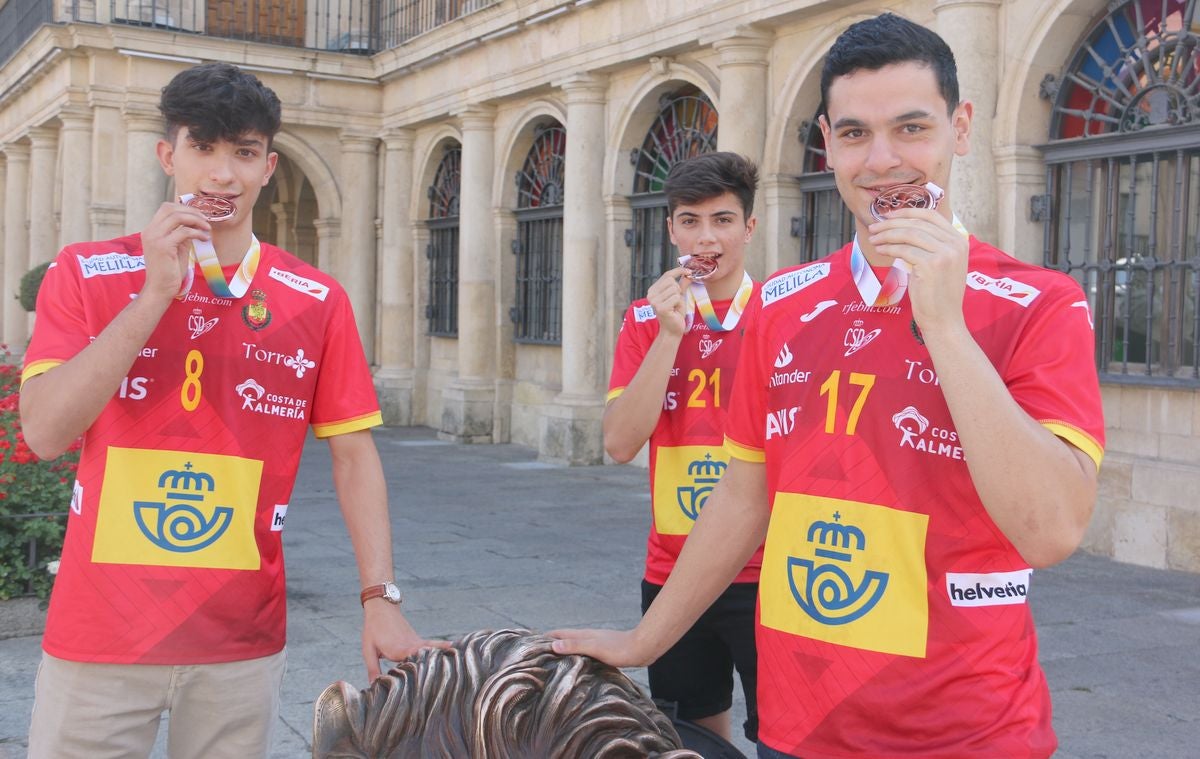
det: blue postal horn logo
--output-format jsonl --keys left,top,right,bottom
{"left": 133, "top": 462, "right": 233, "bottom": 553}
{"left": 676, "top": 453, "right": 727, "bottom": 521}
{"left": 787, "top": 512, "right": 888, "bottom": 625}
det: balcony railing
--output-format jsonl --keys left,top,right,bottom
{"left": 1, "top": 0, "right": 498, "bottom": 66}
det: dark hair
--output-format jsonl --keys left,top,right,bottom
{"left": 820, "top": 13, "right": 959, "bottom": 116}
{"left": 664, "top": 152, "right": 759, "bottom": 218}
{"left": 159, "top": 62, "right": 282, "bottom": 146}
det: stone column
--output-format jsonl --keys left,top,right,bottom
{"left": 376, "top": 128, "right": 416, "bottom": 425}
{"left": 28, "top": 126, "right": 58, "bottom": 268}
{"left": 338, "top": 130, "right": 379, "bottom": 364}
{"left": 542, "top": 73, "right": 608, "bottom": 465}
{"left": 90, "top": 103, "right": 126, "bottom": 239}
{"left": 0, "top": 155, "right": 6, "bottom": 340}
{"left": 3, "top": 143, "right": 31, "bottom": 346}
{"left": 270, "top": 203, "right": 292, "bottom": 252}
{"left": 58, "top": 107, "right": 93, "bottom": 248}
{"left": 440, "top": 105, "right": 497, "bottom": 443}
{"left": 712, "top": 26, "right": 772, "bottom": 278}
{"left": 123, "top": 107, "right": 168, "bottom": 233}
{"left": 994, "top": 145, "right": 1047, "bottom": 265}
{"left": 313, "top": 218, "right": 340, "bottom": 275}
{"left": 935, "top": 0, "right": 1001, "bottom": 243}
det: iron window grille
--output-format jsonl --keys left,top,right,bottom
{"left": 426, "top": 145, "right": 461, "bottom": 337}
{"left": 1040, "top": 0, "right": 1200, "bottom": 385}
{"left": 794, "top": 111, "right": 853, "bottom": 264}
{"left": 626, "top": 87, "right": 718, "bottom": 301}
{"left": 512, "top": 124, "right": 566, "bottom": 345}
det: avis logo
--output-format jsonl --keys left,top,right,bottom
{"left": 133, "top": 463, "right": 232, "bottom": 553}
{"left": 698, "top": 336, "right": 723, "bottom": 359}
{"left": 787, "top": 511, "right": 889, "bottom": 625}
{"left": 677, "top": 453, "right": 726, "bottom": 520}
{"left": 766, "top": 405, "right": 801, "bottom": 440}
{"left": 844, "top": 320, "right": 881, "bottom": 357}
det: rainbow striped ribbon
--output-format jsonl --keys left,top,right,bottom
{"left": 685, "top": 272, "right": 754, "bottom": 332}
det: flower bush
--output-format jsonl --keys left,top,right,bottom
{"left": 0, "top": 352, "right": 80, "bottom": 600}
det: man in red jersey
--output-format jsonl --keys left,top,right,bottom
{"left": 605, "top": 152, "right": 762, "bottom": 743}
{"left": 20, "top": 63, "right": 446, "bottom": 758}
{"left": 553, "top": 14, "right": 1104, "bottom": 759}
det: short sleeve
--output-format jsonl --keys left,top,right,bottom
{"left": 606, "top": 303, "right": 654, "bottom": 403}
{"left": 724, "top": 294, "right": 767, "bottom": 462}
{"left": 22, "top": 252, "right": 91, "bottom": 386}
{"left": 1005, "top": 281, "right": 1105, "bottom": 468}
{"left": 309, "top": 287, "right": 382, "bottom": 438}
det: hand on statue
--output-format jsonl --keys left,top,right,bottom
{"left": 867, "top": 208, "right": 969, "bottom": 340}
{"left": 139, "top": 201, "right": 211, "bottom": 303}
{"left": 646, "top": 267, "right": 691, "bottom": 339}
{"left": 361, "top": 601, "right": 451, "bottom": 681}
{"left": 546, "top": 627, "right": 654, "bottom": 669}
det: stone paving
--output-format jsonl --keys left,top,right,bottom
{"left": 1, "top": 425, "right": 1198, "bottom": 757}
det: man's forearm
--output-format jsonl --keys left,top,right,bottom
{"left": 330, "top": 430, "right": 396, "bottom": 586}
{"left": 926, "top": 328, "right": 1097, "bottom": 567}
{"left": 635, "top": 458, "right": 769, "bottom": 660}
{"left": 603, "top": 332, "right": 681, "bottom": 462}
{"left": 20, "top": 292, "right": 172, "bottom": 459}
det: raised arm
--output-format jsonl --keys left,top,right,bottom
{"left": 603, "top": 268, "right": 689, "bottom": 462}
{"left": 20, "top": 202, "right": 208, "bottom": 459}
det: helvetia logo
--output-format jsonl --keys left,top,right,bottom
{"left": 946, "top": 569, "right": 1032, "bottom": 607}
{"left": 133, "top": 462, "right": 232, "bottom": 553}
{"left": 676, "top": 453, "right": 726, "bottom": 521}
{"left": 787, "top": 511, "right": 889, "bottom": 625}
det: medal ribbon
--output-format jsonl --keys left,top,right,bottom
{"left": 174, "top": 193, "right": 260, "bottom": 299}
{"left": 850, "top": 215, "right": 969, "bottom": 306}
{"left": 684, "top": 272, "right": 754, "bottom": 332}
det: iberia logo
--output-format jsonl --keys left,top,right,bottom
{"left": 762, "top": 493, "right": 930, "bottom": 658}
{"left": 243, "top": 288, "right": 271, "bottom": 331}
{"left": 92, "top": 448, "right": 263, "bottom": 569}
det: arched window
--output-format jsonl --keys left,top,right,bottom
{"left": 795, "top": 109, "right": 853, "bottom": 263}
{"left": 511, "top": 123, "right": 566, "bottom": 344}
{"left": 426, "top": 144, "right": 461, "bottom": 337}
{"left": 627, "top": 86, "right": 718, "bottom": 300}
{"left": 1042, "top": 0, "right": 1200, "bottom": 383}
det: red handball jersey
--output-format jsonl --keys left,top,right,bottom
{"left": 724, "top": 239, "right": 1104, "bottom": 758}
{"left": 608, "top": 291, "right": 764, "bottom": 586}
{"left": 23, "top": 236, "right": 382, "bottom": 665}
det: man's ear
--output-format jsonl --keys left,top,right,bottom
{"left": 952, "top": 101, "right": 973, "bottom": 157}
{"left": 156, "top": 138, "right": 176, "bottom": 176}
{"left": 262, "top": 151, "right": 279, "bottom": 186}
{"left": 817, "top": 114, "right": 835, "bottom": 169}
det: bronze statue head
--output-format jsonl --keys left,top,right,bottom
{"left": 313, "top": 629, "right": 702, "bottom": 759}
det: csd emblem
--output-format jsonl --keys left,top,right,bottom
{"left": 676, "top": 453, "right": 726, "bottom": 520}
{"left": 133, "top": 463, "right": 233, "bottom": 553}
{"left": 787, "top": 512, "right": 889, "bottom": 625}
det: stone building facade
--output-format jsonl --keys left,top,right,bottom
{"left": 1, "top": 0, "right": 1197, "bottom": 571}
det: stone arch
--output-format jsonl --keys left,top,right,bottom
{"left": 765, "top": 14, "right": 875, "bottom": 179}
{"left": 995, "top": 0, "right": 1110, "bottom": 148}
{"left": 415, "top": 125, "right": 463, "bottom": 222}
{"left": 604, "top": 60, "right": 720, "bottom": 198}
{"left": 271, "top": 130, "right": 341, "bottom": 220}
{"left": 495, "top": 99, "right": 566, "bottom": 210}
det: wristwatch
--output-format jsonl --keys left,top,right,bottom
{"left": 360, "top": 581, "right": 402, "bottom": 607}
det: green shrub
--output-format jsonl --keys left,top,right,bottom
{"left": 0, "top": 358, "right": 78, "bottom": 600}
{"left": 18, "top": 262, "right": 52, "bottom": 313}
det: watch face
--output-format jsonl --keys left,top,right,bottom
{"left": 384, "top": 583, "right": 402, "bottom": 603}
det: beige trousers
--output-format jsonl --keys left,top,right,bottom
{"left": 27, "top": 649, "right": 286, "bottom": 759}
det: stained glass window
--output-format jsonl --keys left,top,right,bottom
{"left": 512, "top": 124, "right": 565, "bottom": 344}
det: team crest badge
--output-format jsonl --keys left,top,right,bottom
{"left": 242, "top": 289, "right": 271, "bottom": 331}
